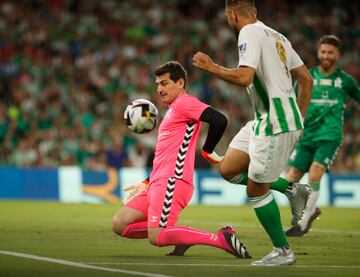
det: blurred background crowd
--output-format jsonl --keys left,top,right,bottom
{"left": 0, "top": 0, "right": 359, "bottom": 172}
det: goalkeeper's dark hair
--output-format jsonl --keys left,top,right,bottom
{"left": 155, "top": 61, "right": 187, "bottom": 88}
{"left": 317, "top": 35, "right": 341, "bottom": 52}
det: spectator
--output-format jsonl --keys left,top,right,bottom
{"left": 0, "top": 1, "right": 358, "bottom": 172}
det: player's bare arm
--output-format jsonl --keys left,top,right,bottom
{"left": 291, "top": 64, "right": 313, "bottom": 118}
{"left": 193, "top": 51, "right": 255, "bottom": 87}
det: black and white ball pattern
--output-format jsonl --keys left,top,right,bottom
{"left": 124, "top": 99, "right": 158, "bottom": 134}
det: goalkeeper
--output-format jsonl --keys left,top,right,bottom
{"left": 285, "top": 35, "right": 360, "bottom": 236}
{"left": 112, "top": 61, "right": 251, "bottom": 259}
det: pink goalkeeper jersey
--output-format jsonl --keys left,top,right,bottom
{"left": 150, "top": 93, "right": 209, "bottom": 185}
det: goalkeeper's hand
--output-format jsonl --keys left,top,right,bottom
{"left": 122, "top": 180, "right": 149, "bottom": 205}
{"left": 201, "top": 149, "right": 223, "bottom": 163}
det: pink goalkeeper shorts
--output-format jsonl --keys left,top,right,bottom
{"left": 126, "top": 177, "right": 194, "bottom": 228}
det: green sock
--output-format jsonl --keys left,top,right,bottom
{"left": 229, "top": 173, "right": 290, "bottom": 194}
{"left": 270, "top": 177, "right": 290, "bottom": 193}
{"left": 249, "top": 192, "right": 289, "bottom": 248}
{"left": 229, "top": 173, "right": 248, "bottom": 185}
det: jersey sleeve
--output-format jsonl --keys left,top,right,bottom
{"left": 348, "top": 76, "right": 360, "bottom": 104}
{"left": 178, "top": 95, "right": 209, "bottom": 121}
{"left": 237, "top": 25, "right": 261, "bottom": 69}
{"left": 289, "top": 47, "right": 304, "bottom": 70}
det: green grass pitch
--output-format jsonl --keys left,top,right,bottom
{"left": 0, "top": 201, "right": 359, "bottom": 276}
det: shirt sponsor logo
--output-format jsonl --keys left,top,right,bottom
{"left": 319, "top": 79, "right": 332, "bottom": 86}
{"left": 311, "top": 99, "right": 338, "bottom": 106}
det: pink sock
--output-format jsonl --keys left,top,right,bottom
{"left": 157, "top": 226, "right": 225, "bottom": 250}
{"left": 121, "top": 221, "right": 148, "bottom": 239}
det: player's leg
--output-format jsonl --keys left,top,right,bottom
{"left": 283, "top": 141, "right": 315, "bottom": 227}
{"left": 285, "top": 166, "right": 305, "bottom": 183}
{"left": 283, "top": 166, "right": 308, "bottom": 226}
{"left": 148, "top": 178, "right": 251, "bottom": 258}
{"left": 295, "top": 161, "right": 324, "bottom": 229}
{"left": 247, "top": 178, "right": 294, "bottom": 265}
{"left": 221, "top": 122, "right": 290, "bottom": 192}
{"left": 270, "top": 139, "right": 311, "bottom": 194}
{"left": 112, "top": 190, "right": 148, "bottom": 239}
{"left": 219, "top": 121, "right": 251, "bottom": 183}
{"left": 249, "top": 131, "right": 300, "bottom": 266}
{"left": 287, "top": 141, "right": 340, "bottom": 236}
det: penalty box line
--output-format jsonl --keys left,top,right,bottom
{"left": 0, "top": 250, "right": 173, "bottom": 277}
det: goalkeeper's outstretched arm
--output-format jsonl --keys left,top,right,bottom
{"left": 199, "top": 107, "right": 228, "bottom": 163}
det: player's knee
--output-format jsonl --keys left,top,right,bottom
{"left": 111, "top": 216, "right": 126, "bottom": 236}
{"left": 147, "top": 231, "right": 158, "bottom": 246}
{"left": 285, "top": 166, "right": 304, "bottom": 182}
{"left": 246, "top": 181, "right": 270, "bottom": 198}
{"left": 309, "top": 162, "right": 326, "bottom": 181}
{"left": 284, "top": 167, "right": 295, "bottom": 181}
{"left": 219, "top": 163, "right": 234, "bottom": 181}
{"left": 219, "top": 163, "right": 228, "bottom": 179}
{"left": 246, "top": 186, "right": 256, "bottom": 198}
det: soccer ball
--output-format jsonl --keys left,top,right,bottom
{"left": 124, "top": 99, "right": 158, "bottom": 134}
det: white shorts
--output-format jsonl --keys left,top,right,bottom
{"left": 229, "top": 121, "right": 301, "bottom": 183}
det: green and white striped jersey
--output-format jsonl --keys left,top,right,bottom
{"left": 238, "top": 21, "right": 304, "bottom": 136}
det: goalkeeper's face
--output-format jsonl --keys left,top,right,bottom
{"left": 317, "top": 43, "right": 340, "bottom": 71}
{"left": 155, "top": 73, "right": 185, "bottom": 105}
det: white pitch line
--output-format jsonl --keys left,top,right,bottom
{"left": 87, "top": 262, "right": 360, "bottom": 269}
{"left": 180, "top": 220, "right": 360, "bottom": 235}
{"left": 0, "top": 250, "right": 172, "bottom": 277}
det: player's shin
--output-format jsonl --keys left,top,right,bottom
{"left": 298, "top": 182, "right": 320, "bottom": 229}
{"left": 157, "top": 226, "right": 222, "bottom": 247}
{"left": 157, "top": 225, "right": 250, "bottom": 258}
{"left": 249, "top": 192, "right": 289, "bottom": 248}
{"left": 120, "top": 221, "right": 148, "bottom": 239}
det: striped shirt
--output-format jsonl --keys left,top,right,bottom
{"left": 238, "top": 21, "right": 304, "bottom": 135}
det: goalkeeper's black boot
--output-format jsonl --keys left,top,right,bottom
{"left": 220, "top": 226, "right": 251, "bottom": 259}
{"left": 166, "top": 245, "right": 191, "bottom": 256}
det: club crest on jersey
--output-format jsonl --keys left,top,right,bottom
{"left": 334, "top": 77, "right": 342, "bottom": 88}
{"left": 239, "top": 43, "right": 247, "bottom": 52}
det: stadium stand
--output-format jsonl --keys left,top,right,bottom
{"left": 0, "top": 0, "right": 359, "bottom": 172}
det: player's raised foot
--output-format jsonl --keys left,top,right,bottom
{"left": 219, "top": 226, "right": 251, "bottom": 259}
{"left": 165, "top": 245, "right": 191, "bottom": 256}
{"left": 285, "top": 224, "right": 303, "bottom": 237}
{"left": 251, "top": 247, "right": 295, "bottom": 266}
{"left": 285, "top": 183, "right": 312, "bottom": 225}
{"left": 286, "top": 207, "right": 321, "bottom": 237}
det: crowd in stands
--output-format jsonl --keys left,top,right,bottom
{"left": 0, "top": 0, "right": 359, "bottom": 172}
